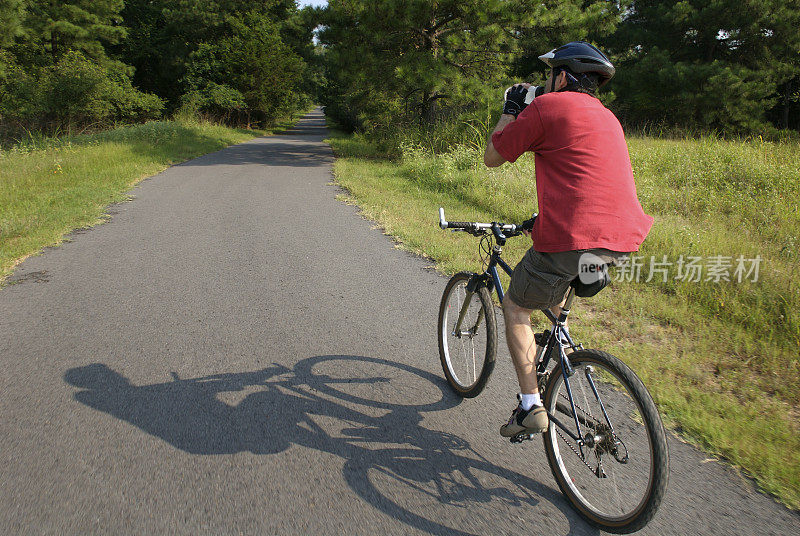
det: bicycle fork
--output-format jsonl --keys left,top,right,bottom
{"left": 452, "top": 274, "right": 487, "bottom": 337}
{"left": 453, "top": 250, "right": 513, "bottom": 337}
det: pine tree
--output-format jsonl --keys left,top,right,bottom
{"left": 1, "top": 0, "right": 164, "bottom": 135}
{"left": 320, "top": 0, "right": 626, "bottom": 130}
{"left": 320, "top": 0, "right": 524, "bottom": 128}
{"left": 0, "top": 0, "right": 24, "bottom": 49}
{"left": 763, "top": 1, "right": 800, "bottom": 129}
{"left": 21, "top": 0, "right": 126, "bottom": 64}
{"left": 607, "top": 0, "right": 800, "bottom": 132}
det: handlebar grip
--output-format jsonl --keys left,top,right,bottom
{"left": 448, "top": 221, "right": 473, "bottom": 229}
{"left": 520, "top": 213, "right": 538, "bottom": 232}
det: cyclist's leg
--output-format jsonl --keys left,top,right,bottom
{"left": 502, "top": 293, "right": 570, "bottom": 387}
{"left": 500, "top": 294, "right": 551, "bottom": 437}
{"left": 501, "top": 249, "right": 572, "bottom": 436}
{"left": 501, "top": 296, "right": 539, "bottom": 395}
{"left": 505, "top": 249, "right": 570, "bottom": 389}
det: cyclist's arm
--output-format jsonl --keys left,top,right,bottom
{"left": 484, "top": 114, "right": 515, "bottom": 167}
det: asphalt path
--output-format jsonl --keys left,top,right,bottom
{"left": 1, "top": 109, "right": 798, "bottom": 535}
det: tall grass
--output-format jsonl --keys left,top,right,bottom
{"left": 0, "top": 118, "right": 273, "bottom": 281}
{"left": 327, "top": 125, "right": 800, "bottom": 509}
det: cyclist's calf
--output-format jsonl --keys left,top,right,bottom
{"left": 502, "top": 297, "right": 540, "bottom": 394}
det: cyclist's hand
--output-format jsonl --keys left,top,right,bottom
{"left": 503, "top": 84, "right": 530, "bottom": 118}
{"left": 520, "top": 215, "right": 536, "bottom": 242}
{"left": 522, "top": 228, "right": 533, "bottom": 242}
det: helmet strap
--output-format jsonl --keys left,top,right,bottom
{"left": 564, "top": 71, "right": 580, "bottom": 88}
{"left": 555, "top": 68, "right": 598, "bottom": 95}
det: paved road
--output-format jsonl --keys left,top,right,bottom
{"left": 1, "top": 109, "right": 797, "bottom": 535}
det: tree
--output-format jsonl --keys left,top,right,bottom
{"left": 0, "top": 0, "right": 24, "bottom": 49}
{"left": 320, "top": 0, "right": 525, "bottom": 129}
{"left": 118, "top": 0, "right": 311, "bottom": 114}
{"left": 763, "top": 1, "right": 800, "bottom": 130}
{"left": 19, "top": 0, "right": 126, "bottom": 64}
{"left": 182, "top": 11, "right": 306, "bottom": 125}
{"left": 319, "top": 0, "right": 627, "bottom": 131}
{"left": 0, "top": 1, "right": 163, "bottom": 135}
{"left": 607, "top": 0, "right": 800, "bottom": 133}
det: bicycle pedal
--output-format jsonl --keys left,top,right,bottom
{"left": 510, "top": 433, "right": 535, "bottom": 444}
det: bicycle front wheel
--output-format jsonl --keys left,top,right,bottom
{"left": 437, "top": 272, "right": 497, "bottom": 398}
{"left": 542, "top": 349, "right": 669, "bottom": 533}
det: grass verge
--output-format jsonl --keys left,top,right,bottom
{"left": 0, "top": 116, "right": 299, "bottom": 283}
{"left": 326, "top": 128, "right": 800, "bottom": 510}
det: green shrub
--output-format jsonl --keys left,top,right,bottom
{"left": 180, "top": 83, "right": 247, "bottom": 122}
{"left": 0, "top": 51, "right": 163, "bottom": 136}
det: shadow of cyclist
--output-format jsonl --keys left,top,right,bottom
{"left": 64, "top": 355, "right": 598, "bottom": 536}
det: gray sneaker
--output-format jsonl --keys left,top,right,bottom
{"left": 499, "top": 403, "right": 549, "bottom": 437}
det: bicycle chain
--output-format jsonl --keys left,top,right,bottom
{"left": 560, "top": 392, "right": 601, "bottom": 428}
{"left": 555, "top": 427, "right": 597, "bottom": 472}
{"left": 554, "top": 390, "right": 630, "bottom": 471}
{"left": 566, "top": 391, "right": 626, "bottom": 446}
{"left": 554, "top": 389, "right": 621, "bottom": 469}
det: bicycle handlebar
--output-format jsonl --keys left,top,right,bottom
{"left": 438, "top": 207, "right": 536, "bottom": 236}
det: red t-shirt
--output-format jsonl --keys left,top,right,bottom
{"left": 491, "top": 91, "right": 653, "bottom": 253}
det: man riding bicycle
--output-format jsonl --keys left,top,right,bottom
{"left": 483, "top": 42, "right": 653, "bottom": 438}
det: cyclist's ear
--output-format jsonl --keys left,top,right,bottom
{"left": 555, "top": 71, "right": 569, "bottom": 91}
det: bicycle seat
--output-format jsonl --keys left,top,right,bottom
{"left": 570, "top": 269, "right": 610, "bottom": 298}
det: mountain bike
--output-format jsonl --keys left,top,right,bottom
{"left": 436, "top": 208, "right": 669, "bottom": 534}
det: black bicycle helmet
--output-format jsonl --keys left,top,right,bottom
{"left": 538, "top": 41, "right": 615, "bottom": 87}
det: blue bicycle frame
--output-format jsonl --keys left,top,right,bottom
{"left": 467, "top": 233, "right": 610, "bottom": 453}
{"left": 440, "top": 207, "right": 619, "bottom": 454}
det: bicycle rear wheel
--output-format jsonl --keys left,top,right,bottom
{"left": 542, "top": 349, "right": 668, "bottom": 533}
{"left": 437, "top": 272, "right": 497, "bottom": 398}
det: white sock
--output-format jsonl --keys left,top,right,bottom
{"left": 520, "top": 392, "right": 541, "bottom": 410}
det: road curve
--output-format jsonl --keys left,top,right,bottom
{"left": 1, "top": 109, "right": 797, "bottom": 535}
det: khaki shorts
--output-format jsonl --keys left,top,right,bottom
{"left": 506, "top": 248, "right": 630, "bottom": 310}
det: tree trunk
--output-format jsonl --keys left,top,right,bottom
{"left": 704, "top": 33, "right": 717, "bottom": 63}
{"left": 422, "top": 93, "right": 437, "bottom": 125}
{"left": 780, "top": 79, "right": 793, "bottom": 130}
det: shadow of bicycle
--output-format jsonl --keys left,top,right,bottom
{"left": 64, "top": 355, "right": 598, "bottom": 536}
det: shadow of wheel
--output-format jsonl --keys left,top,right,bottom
{"left": 297, "top": 354, "right": 599, "bottom": 536}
